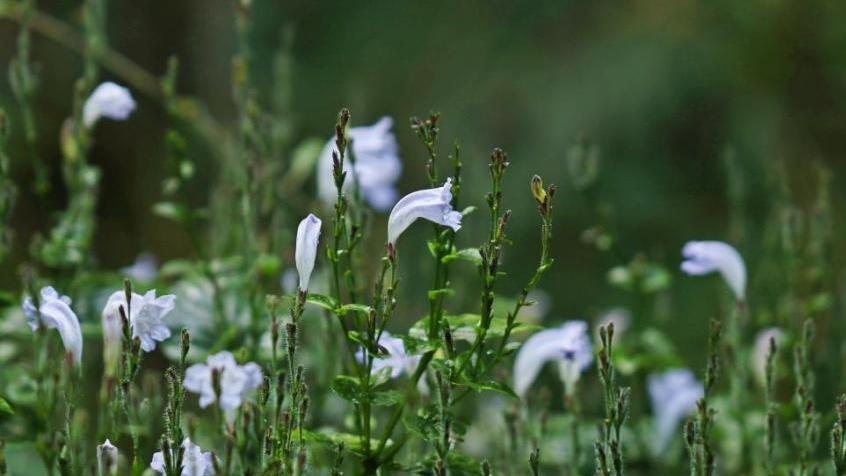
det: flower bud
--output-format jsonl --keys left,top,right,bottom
{"left": 530, "top": 175, "right": 546, "bottom": 206}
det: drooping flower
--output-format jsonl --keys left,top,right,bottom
{"left": 513, "top": 321, "right": 593, "bottom": 398}
{"left": 97, "top": 439, "right": 119, "bottom": 475}
{"left": 356, "top": 331, "right": 421, "bottom": 379}
{"left": 387, "top": 178, "right": 462, "bottom": 246}
{"left": 102, "top": 289, "right": 175, "bottom": 353}
{"left": 681, "top": 240, "right": 746, "bottom": 301}
{"left": 82, "top": 82, "right": 137, "bottom": 129}
{"left": 648, "top": 368, "right": 704, "bottom": 454}
{"left": 752, "top": 327, "right": 783, "bottom": 387}
{"left": 184, "top": 351, "right": 263, "bottom": 411}
{"left": 120, "top": 253, "right": 158, "bottom": 282}
{"left": 317, "top": 116, "right": 402, "bottom": 211}
{"left": 150, "top": 438, "right": 214, "bottom": 476}
{"left": 23, "top": 286, "right": 83, "bottom": 366}
{"left": 295, "top": 214, "right": 322, "bottom": 292}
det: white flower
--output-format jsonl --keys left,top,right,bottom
{"left": 295, "top": 214, "right": 322, "bottom": 292}
{"left": 355, "top": 331, "right": 427, "bottom": 394}
{"left": 120, "top": 253, "right": 158, "bottom": 282}
{"left": 102, "top": 289, "right": 175, "bottom": 352}
{"left": 82, "top": 82, "right": 136, "bottom": 129}
{"left": 97, "top": 439, "right": 119, "bottom": 475}
{"left": 681, "top": 240, "right": 746, "bottom": 300}
{"left": 648, "top": 368, "right": 703, "bottom": 454}
{"left": 387, "top": 178, "right": 462, "bottom": 246}
{"left": 513, "top": 321, "right": 593, "bottom": 398}
{"left": 150, "top": 438, "right": 214, "bottom": 476}
{"left": 752, "top": 327, "right": 783, "bottom": 387}
{"left": 23, "top": 286, "right": 83, "bottom": 366}
{"left": 317, "top": 116, "right": 402, "bottom": 211}
{"left": 101, "top": 298, "right": 123, "bottom": 376}
{"left": 356, "top": 331, "right": 420, "bottom": 379}
{"left": 184, "top": 351, "right": 263, "bottom": 411}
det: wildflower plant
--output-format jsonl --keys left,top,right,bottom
{"left": 2, "top": 3, "right": 846, "bottom": 476}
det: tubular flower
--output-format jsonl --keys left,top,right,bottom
{"left": 317, "top": 116, "right": 402, "bottom": 211}
{"left": 355, "top": 331, "right": 421, "bottom": 379}
{"left": 387, "top": 178, "right": 461, "bottom": 246}
{"left": 150, "top": 438, "right": 214, "bottom": 476}
{"left": 183, "top": 351, "right": 263, "bottom": 411}
{"left": 295, "top": 214, "right": 322, "bottom": 292}
{"left": 648, "top": 368, "right": 704, "bottom": 454}
{"left": 752, "top": 327, "right": 783, "bottom": 387}
{"left": 82, "top": 82, "right": 136, "bottom": 129}
{"left": 23, "top": 286, "right": 83, "bottom": 366}
{"left": 97, "top": 439, "right": 119, "bottom": 475}
{"left": 102, "top": 289, "right": 175, "bottom": 353}
{"left": 513, "top": 321, "right": 593, "bottom": 398}
{"left": 681, "top": 240, "right": 746, "bottom": 301}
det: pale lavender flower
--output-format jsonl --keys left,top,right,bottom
{"left": 295, "top": 214, "right": 322, "bottom": 292}
{"left": 150, "top": 438, "right": 214, "bottom": 476}
{"left": 83, "top": 82, "right": 136, "bottom": 129}
{"left": 387, "top": 178, "right": 462, "bottom": 246}
{"left": 184, "top": 351, "right": 262, "bottom": 411}
{"left": 317, "top": 116, "right": 402, "bottom": 211}
{"left": 648, "top": 368, "right": 703, "bottom": 453}
{"left": 513, "top": 321, "right": 593, "bottom": 398}
{"left": 355, "top": 330, "right": 421, "bottom": 379}
{"left": 97, "top": 439, "right": 119, "bottom": 475}
{"left": 681, "top": 240, "right": 746, "bottom": 300}
{"left": 120, "top": 253, "right": 158, "bottom": 282}
{"left": 752, "top": 327, "right": 783, "bottom": 386}
{"left": 23, "top": 286, "right": 83, "bottom": 366}
{"left": 102, "top": 289, "right": 175, "bottom": 352}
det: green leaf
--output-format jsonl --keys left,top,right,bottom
{"left": 299, "top": 429, "right": 388, "bottom": 457}
{"left": 398, "top": 334, "right": 439, "bottom": 354}
{"left": 464, "top": 379, "right": 518, "bottom": 399}
{"left": 427, "top": 239, "right": 440, "bottom": 259}
{"left": 337, "top": 303, "right": 372, "bottom": 316}
{"left": 427, "top": 288, "right": 455, "bottom": 301}
{"left": 0, "top": 397, "right": 13, "bottom": 415}
{"left": 306, "top": 293, "right": 338, "bottom": 311}
{"left": 441, "top": 247, "right": 482, "bottom": 266}
{"left": 402, "top": 405, "right": 440, "bottom": 444}
{"left": 372, "top": 390, "right": 404, "bottom": 406}
{"left": 346, "top": 330, "right": 367, "bottom": 348}
{"left": 330, "top": 376, "right": 401, "bottom": 406}
{"left": 330, "top": 375, "right": 364, "bottom": 403}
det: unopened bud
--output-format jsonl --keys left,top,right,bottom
{"left": 530, "top": 175, "right": 546, "bottom": 205}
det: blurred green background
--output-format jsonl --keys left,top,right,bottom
{"left": 1, "top": 0, "right": 846, "bottom": 373}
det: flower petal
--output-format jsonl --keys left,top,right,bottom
{"left": 295, "top": 214, "right": 322, "bottom": 291}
